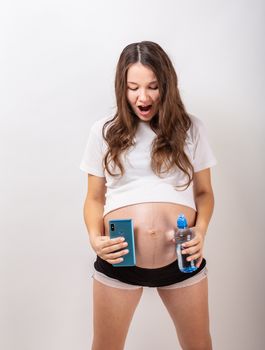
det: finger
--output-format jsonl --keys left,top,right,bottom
{"left": 101, "top": 236, "right": 125, "bottom": 249}
{"left": 104, "top": 248, "right": 129, "bottom": 264}
{"left": 181, "top": 243, "right": 200, "bottom": 255}
{"left": 186, "top": 252, "right": 202, "bottom": 262}
{"left": 102, "top": 241, "right": 128, "bottom": 254}
{"left": 107, "top": 248, "right": 129, "bottom": 260}
{"left": 106, "top": 257, "right": 125, "bottom": 265}
{"left": 181, "top": 237, "right": 200, "bottom": 248}
{"left": 195, "top": 257, "right": 203, "bottom": 268}
{"left": 109, "top": 236, "right": 125, "bottom": 243}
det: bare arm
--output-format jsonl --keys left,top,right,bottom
{"left": 83, "top": 175, "right": 106, "bottom": 244}
{"left": 181, "top": 168, "right": 215, "bottom": 267}
{"left": 193, "top": 168, "right": 215, "bottom": 237}
{"left": 83, "top": 174, "right": 128, "bottom": 263}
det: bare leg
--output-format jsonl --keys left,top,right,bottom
{"left": 157, "top": 277, "right": 212, "bottom": 350}
{"left": 92, "top": 278, "right": 143, "bottom": 350}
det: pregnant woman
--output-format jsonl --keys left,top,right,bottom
{"left": 80, "top": 41, "right": 216, "bottom": 350}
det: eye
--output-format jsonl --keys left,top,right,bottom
{"left": 127, "top": 87, "right": 138, "bottom": 91}
{"left": 149, "top": 86, "right": 158, "bottom": 90}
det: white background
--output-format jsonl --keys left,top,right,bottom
{"left": 1, "top": 1, "right": 264, "bottom": 349}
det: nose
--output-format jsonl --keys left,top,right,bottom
{"left": 138, "top": 89, "right": 149, "bottom": 103}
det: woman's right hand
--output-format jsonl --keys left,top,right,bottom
{"left": 90, "top": 235, "right": 129, "bottom": 264}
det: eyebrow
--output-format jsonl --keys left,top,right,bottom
{"left": 127, "top": 80, "right": 158, "bottom": 85}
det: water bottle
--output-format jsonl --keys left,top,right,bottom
{"left": 175, "top": 214, "right": 198, "bottom": 273}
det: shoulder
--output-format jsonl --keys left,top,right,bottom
{"left": 89, "top": 115, "right": 113, "bottom": 136}
{"left": 188, "top": 113, "right": 205, "bottom": 130}
{"left": 187, "top": 113, "right": 206, "bottom": 140}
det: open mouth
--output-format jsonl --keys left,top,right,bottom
{"left": 138, "top": 105, "right": 152, "bottom": 112}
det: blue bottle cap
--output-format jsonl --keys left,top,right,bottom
{"left": 177, "top": 214, "right": 188, "bottom": 229}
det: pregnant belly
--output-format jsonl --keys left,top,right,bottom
{"left": 104, "top": 202, "right": 196, "bottom": 268}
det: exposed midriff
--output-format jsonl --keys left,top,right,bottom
{"left": 103, "top": 202, "right": 196, "bottom": 268}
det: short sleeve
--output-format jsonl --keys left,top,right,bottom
{"left": 80, "top": 124, "right": 105, "bottom": 177}
{"left": 189, "top": 117, "right": 217, "bottom": 173}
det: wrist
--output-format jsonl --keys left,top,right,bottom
{"left": 89, "top": 233, "right": 102, "bottom": 246}
{"left": 195, "top": 223, "right": 208, "bottom": 237}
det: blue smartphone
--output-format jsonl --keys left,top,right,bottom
{"left": 109, "top": 219, "right": 136, "bottom": 267}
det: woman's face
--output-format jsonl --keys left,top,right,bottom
{"left": 126, "top": 62, "right": 160, "bottom": 122}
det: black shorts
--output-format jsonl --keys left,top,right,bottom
{"left": 94, "top": 256, "right": 207, "bottom": 288}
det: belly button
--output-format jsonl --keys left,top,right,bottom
{"left": 147, "top": 229, "right": 156, "bottom": 236}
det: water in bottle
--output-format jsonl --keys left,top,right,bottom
{"left": 175, "top": 214, "right": 198, "bottom": 273}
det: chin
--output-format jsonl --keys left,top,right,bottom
{"left": 138, "top": 115, "right": 154, "bottom": 122}
{"left": 136, "top": 111, "right": 156, "bottom": 121}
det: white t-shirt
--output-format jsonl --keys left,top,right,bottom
{"left": 80, "top": 114, "right": 217, "bottom": 217}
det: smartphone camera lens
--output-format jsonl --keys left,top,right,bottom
{"left": 110, "top": 223, "right": 115, "bottom": 231}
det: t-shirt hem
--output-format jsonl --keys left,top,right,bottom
{"left": 103, "top": 200, "right": 197, "bottom": 218}
{"left": 80, "top": 163, "right": 105, "bottom": 177}
{"left": 193, "top": 159, "right": 217, "bottom": 173}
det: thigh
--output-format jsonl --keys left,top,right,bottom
{"left": 157, "top": 277, "right": 212, "bottom": 350}
{"left": 92, "top": 278, "right": 143, "bottom": 350}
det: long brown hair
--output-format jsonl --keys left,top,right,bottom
{"left": 103, "top": 41, "right": 193, "bottom": 188}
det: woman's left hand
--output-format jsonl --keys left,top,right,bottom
{"left": 178, "top": 227, "right": 206, "bottom": 268}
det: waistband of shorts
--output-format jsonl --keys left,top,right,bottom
{"left": 93, "top": 266, "right": 208, "bottom": 290}
{"left": 94, "top": 256, "right": 207, "bottom": 288}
